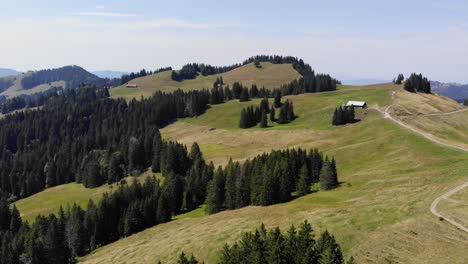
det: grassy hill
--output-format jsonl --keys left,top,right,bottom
{"left": 0, "top": 66, "right": 106, "bottom": 99}
{"left": 79, "top": 85, "right": 468, "bottom": 264}
{"left": 110, "top": 62, "right": 302, "bottom": 100}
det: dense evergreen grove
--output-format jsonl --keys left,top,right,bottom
{"left": 239, "top": 97, "right": 295, "bottom": 128}
{"left": 20, "top": 66, "right": 116, "bottom": 90}
{"left": 120, "top": 67, "right": 172, "bottom": 85}
{"left": 171, "top": 63, "right": 241, "bottom": 81}
{"left": 0, "top": 85, "right": 212, "bottom": 200}
{"left": 178, "top": 221, "right": 351, "bottom": 264}
{"left": 464, "top": 99, "right": 468, "bottom": 106}
{"left": 404, "top": 73, "right": 431, "bottom": 93}
{"left": 205, "top": 148, "right": 338, "bottom": 214}
{"left": 0, "top": 176, "right": 185, "bottom": 263}
{"left": 393, "top": 73, "right": 404, "bottom": 85}
{"left": 332, "top": 106, "right": 355, "bottom": 126}
{"left": 242, "top": 55, "right": 314, "bottom": 75}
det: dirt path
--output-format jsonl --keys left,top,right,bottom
{"left": 430, "top": 182, "right": 468, "bottom": 232}
{"left": 371, "top": 105, "right": 468, "bottom": 152}
{"left": 370, "top": 102, "right": 468, "bottom": 233}
{"left": 396, "top": 107, "right": 468, "bottom": 117}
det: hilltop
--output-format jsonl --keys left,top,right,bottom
{"left": 0, "top": 65, "right": 112, "bottom": 99}
{"left": 110, "top": 62, "right": 302, "bottom": 100}
{"left": 0, "top": 68, "right": 20, "bottom": 78}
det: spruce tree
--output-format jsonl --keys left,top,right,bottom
{"left": 9, "top": 205, "right": 21, "bottom": 232}
{"left": 297, "top": 164, "right": 310, "bottom": 196}
{"left": 205, "top": 167, "right": 225, "bottom": 214}
{"left": 319, "top": 158, "right": 338, "bottom": 190}
{"left": 274, "top": 91, "right": 282, "bottom": 108}
{"left": 260, "top": 110, "right": 268, "bottom": 128}
{"left": 270, "top": 105, "right": 275, "bottom": 121}
{"left": 239, "top": 87, "right": 250, "bottom": 102}
{"left": 239, "top": 109, "right": 248, "bottom": 128}
{"left": 278, "top": 105, "right": 287, "bottom": 124}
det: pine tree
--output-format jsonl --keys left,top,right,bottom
{"left": 277, "top": 105, "right": 288, "bottom": 124}
{"left": 274, "top": 91, "right": 282, "bottom": 108}
{"left": 156, "top": 193, "right": 171, "bottom": 223}
{"left": 287, "top": 100, "right": 295, "bottom": 121}
{"left": 178, "top": 252, "right": 199, "bottom": 264}
{"left": 270, "top": 105, "right": 275, "bottom": 121}
{"left": 260, "top": 110, "right": 268, "bottom": 128}
{"left": 319, "top": 157, "right": 338, "bottom": 190}
{"left": 239, "top": 87, "right": 250, "bottom": 102}
{"left": 316, "top": 231, "right": 344, "bottom": 264}
{"left": 239, "top": 109, "right": 249, "bottom": 128}
{"left": 297, "top": 164, "right": 310, "bottom": 196}
{"left": 9, "top": 205, "right": 21, "bottom": 232}
{"left": 205, "top": 167, "right": 225, "bottom": 214}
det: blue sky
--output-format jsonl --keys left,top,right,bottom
{"left": 1, "top": 0, "right": 468, "bottom": 82}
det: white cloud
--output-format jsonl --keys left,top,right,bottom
{"left": 72, "top": 11, "right": 142, "bottom": 17}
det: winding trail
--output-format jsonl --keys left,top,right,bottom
{"left": 370, "top": 102, "right": 468, "bottom": 233}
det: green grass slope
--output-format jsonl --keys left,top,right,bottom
{"left": 14, "top": 172, "right": 159, "bottom": 223}
{"left": 80, "top": 84, "right": 468, "bottom": 264}
{"left": 110, "top": 62, "right": 302, "bottom": 100}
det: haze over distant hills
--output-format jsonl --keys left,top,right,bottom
{"left": 0, "top": 68, "right": 21, "bottom": 78}
{"left": 0, "top": 65, "right": 115, "bottom": 99}
{"left": 431, "top": 81, "right": 468, "bottom": 103}
{"left": 92, "top": 70, "right": 128, "bottom": 79}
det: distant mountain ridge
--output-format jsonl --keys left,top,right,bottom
{"left": 431, "top": 81, "right": 468, "bottom": 103}
{"left": 0, "top": 65, "right": 118, "bottom": 99}
{"left": 0, "top": 68, "right": 21, "bottom": 78}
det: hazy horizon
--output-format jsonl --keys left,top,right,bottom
{"left": 1, "top": 0, "right": 468, "bottom": 83}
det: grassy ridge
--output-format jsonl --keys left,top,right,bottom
{"left": 80, "top": 84, "right": 468, "bottom": 263}
{"left": 110, "top": 62, "right": 302, "bottom": 100}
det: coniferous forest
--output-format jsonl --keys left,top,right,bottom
{"left": 177, "top": 221, "right": 350, "bottom": 264}
{"left": 0, "top": 56, "right": 349, "bottom": 263}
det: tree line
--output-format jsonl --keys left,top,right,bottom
{"left": 0, "top": 85, "right": 211, "bottom": 201}
{"left": 332, "top": 106, "right": 355, "bottom": 126}
{"left": 239, "top": 97, "right": 296, "bottom": 129}
{"left": 177, "top": 221, "right": 353, "bottom": 264}
{"left": 404, "top": 73, "right": 431, "bottom": 93}
{"left": 393, "top": 73, "right": 404, "bottom": 85}
{"left": 171, "top": 63, "right": 241, "bottom": 82}
{"left": 120, "top": 67, "right": 172, "bottom": 85}
{"left": 205, "top": 148, "right": 338, "bottom": 214}
{"left": 0, "top": 137, "right": 215, "bottom": 263}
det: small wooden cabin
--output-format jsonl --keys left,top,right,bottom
{"left": 126, "top": 84, "right": 138, "bottom": 88}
